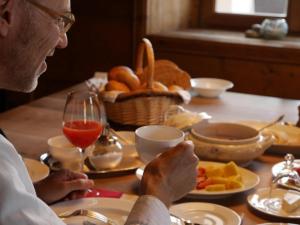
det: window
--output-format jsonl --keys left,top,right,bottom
{"left": 216, "top": 0, "right": 288, "bottom": 16}
{"left": 199, "top": 0, "right": 300, "bottom": 33}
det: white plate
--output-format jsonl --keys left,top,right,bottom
{"left": 272, "top": 160, "right": 300, "bottom": 192}
{"left": 23, "top": 158, "right": 49, "bottom": 182}
{"left": 239, "top": 121, "right": 300, "bottom": 156}
{"left": 51, "top": 198, "right": 135, "bottom": 225}
{"left": 136, "top": 161, "right": 260, "bottom": 199}
{"left": 52, "top": 197, "right": 183, "bottom": 225}
{"left": 170, "top": 202, "right": 241, "bottom": 225}
{"left": 247, "top": 187, "right": 300, "bottom": 219}
{"left": 258, "top": 224, "right": 299, "bottom": 225}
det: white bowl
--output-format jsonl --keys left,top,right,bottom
{"left": 47, "top": 135, "right": 82, "bottom": 171}
{"left": 135, "top": 125, "right": 185, "bottom": 163}
{"left": 191, "top": 78, "right": 233, "bottom": 98}
{"left": 47, "top": 135, "right": 80, "bottom": 160}
{"left": 188, "top": 122, "right": 274, "bottom": 166}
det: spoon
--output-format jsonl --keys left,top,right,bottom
{"left": 258, "top": 114, "right": 285, "bottom": 132}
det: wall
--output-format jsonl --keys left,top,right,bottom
{"left": 146, "top": 0, "right": 199, "bottom": 34}
{"left": 1, "top": 0, "right": 139, "bottom": 111}
{"left": 149, "top": 30, "right": 300, "bottom": 99}
{"left": 145, "top": 0, "right": 300, "bottom": 99}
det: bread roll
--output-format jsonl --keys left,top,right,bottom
{"left": 108, "top": 66, "right": 140, "bottom": 91}
{"left": 139, "top": 81, "right": 168, "bottom": 92}
{"left": 105, "top": 80, "right": 130, "bottom": 92}
{"left": 141, "top": 59, "right": 191, "bottom": 90}
{"left": 153, "top": 81, "right": 168, "bottom": 91}
{"left": 168, "top": 85, "right": 183, "bottom": 92}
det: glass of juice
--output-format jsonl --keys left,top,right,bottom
{"left": 62, "top": 91, "right": 106, "bottom": 171}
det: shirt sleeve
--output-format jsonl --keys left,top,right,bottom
{"left": 0, "top": 137, "right": 66, "bottom": 225}
{"left": 125, "top": 195, "right": 171, "bottom": 225}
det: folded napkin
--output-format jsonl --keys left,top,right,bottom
{"left": 84, "top": 188, "right": 123, "bottom": 199}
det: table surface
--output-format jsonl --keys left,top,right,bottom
{"left": 1, "top": 82, "right": 300, "bottom": 224}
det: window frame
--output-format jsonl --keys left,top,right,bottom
{"left": 199, "top": 0, "right": 300, "bottom": 33}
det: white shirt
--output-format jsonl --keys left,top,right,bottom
{"left": 0, "top": 135, "right": 66, "bottom": 225}
{"left": 0, "top": 135, "right": 171, "bottom": 225}
{"left": 125, "top": 195, "right": 171, "bottom": 225}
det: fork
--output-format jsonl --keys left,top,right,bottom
{"left": 59, "top": 209, "right": 117, "bottom": 225}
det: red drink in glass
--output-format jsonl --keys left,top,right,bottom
{"left": 62, "top": 91, "right": 106, "bottom": 172}
{"left": 63, "top": 120, "right": 103, "bottom": 149}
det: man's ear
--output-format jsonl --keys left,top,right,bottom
{"left": 0, "top": 0, "right": 14, "bottom": 37}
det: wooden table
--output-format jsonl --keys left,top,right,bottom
{"left": 1, "top": 83, "right": 300, "bottom": 224}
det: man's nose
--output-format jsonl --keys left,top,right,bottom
{"left": 56, "top": 33, "right": 68, "bottom": 49}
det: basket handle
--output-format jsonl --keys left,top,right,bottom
{"left": 135, "top": 38, "right": 155, "bottom": 90}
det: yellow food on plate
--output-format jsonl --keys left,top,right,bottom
{"left": 228, "top": 174, "right": 243, "bottom": 182}
{"left": 226, "top": 180, "right": 244, "bottom": 189}
{"left": 210, "top": 177, "right": 228, "bottom": 185}
{"left": 197, "top": 161, "right": 244, "bottom": 191}
{"left": 205, "top": 184, "right": 226, "bottom": 191}
{"left": 223, "top": 161, "right": 239, "bottom": 177}
{"left": 206, "top": 166, "right": 224, "bottom": 178}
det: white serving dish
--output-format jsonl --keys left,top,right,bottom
{"left": 188, "top": 121, "right": 274, "bottom": 166}
{"left": 191, "top": 78, "right": 233, "bottom": 98}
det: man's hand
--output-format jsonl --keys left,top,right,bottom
{"left": 34, "top": 169, "right": 94, "bottom": 204}
{"left": 141, "top": 141, "right": 198, "bottom": 207}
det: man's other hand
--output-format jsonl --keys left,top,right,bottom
{"left": 141, "top": 141, "right": 199, "bottom": 207}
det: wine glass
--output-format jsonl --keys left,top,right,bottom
{"left": 62, "top": 91, "right": 106, "bottom": 171}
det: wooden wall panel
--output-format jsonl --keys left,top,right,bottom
{"left": 146, "top": 0, "right": 199, "bottom": 34}
{"left": 222, "top": 60, "right": 300, "bottom": 99}
{"left": 149, "top": 32, "right": 300, "bottom": 100}
{"left": 150, "top": 46, "right": 300, "bottom": 99}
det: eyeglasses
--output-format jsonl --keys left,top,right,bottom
{"left": 25, "top": 0, "right": 75, "bottom": 34}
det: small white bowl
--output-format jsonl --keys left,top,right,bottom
{"left": 47, "top": 135, "right": 80, "bottom": 160}
{"left": 47, "top": 135, "right": 82, "bottom": 171}
{"left": 191, "top": 78, "right": 234, "bottom": 98}
{"left": 135, "top": 125, "right": 185, "bottom": 163}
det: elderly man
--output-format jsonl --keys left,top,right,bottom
{"left": 0, "top": 0, "right": 198, "bottom": 224}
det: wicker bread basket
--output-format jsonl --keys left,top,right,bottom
{"left": 103, "top": 38, "right": 185, "bottom": 126}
